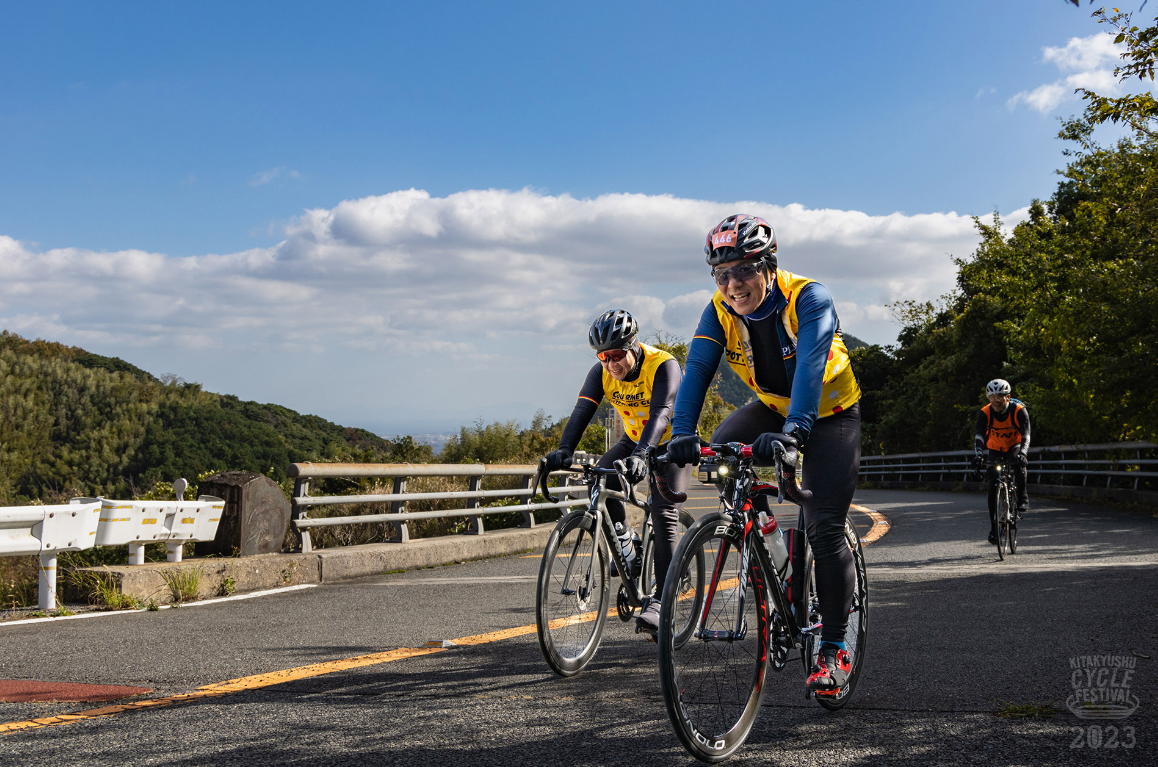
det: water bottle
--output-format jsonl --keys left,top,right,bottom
{"left": 614, "top": 522, "right": 637, "bottom": 568}
{"left": 757, "top": 512, "right": 792, "bottom": 580}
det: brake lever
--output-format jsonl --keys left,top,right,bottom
{"left": 612, "top": 459, "right": 636, "bottom": 506}
{"left": 772, "top": 442, "right": 813, "bottom": 504}
{"left": 647, "top": 445, "right": 688, "bottom": 504}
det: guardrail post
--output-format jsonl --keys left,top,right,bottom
{"left": 521, "top": 474, "right": 536, "bottom": 528}
{"left": 38, "top": 552, "right": 57, "bottom": 611}
{"left": 468, "top": 476, "right": 484, "bottom": 535}
{"left": 292, "top": 478, "right": 312, "bottom": 554}
{"left": 392, "top": 477, "right": 410, "bottom": 543}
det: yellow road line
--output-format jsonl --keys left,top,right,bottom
{"left": 851, "top": 504, "right": 891, "bottom": 545}
{"left": 0, "top": 646, "right": 447, "bottom": 734}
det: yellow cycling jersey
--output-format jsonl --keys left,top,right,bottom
{"left": 603, "top": 343, "right": 675, "bottom": 444}
{"left": 711, "top": 269, "right": 861, "bottom": 418}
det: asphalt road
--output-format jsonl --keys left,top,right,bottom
{"left": 0, "top": 486, "right": 1155, "bottom": 766}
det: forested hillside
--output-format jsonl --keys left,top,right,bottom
{"left": 0, "top": 332, "right": 431, "bottom": 505}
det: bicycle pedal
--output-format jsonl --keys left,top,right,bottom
{"left": 636, "top": 626, "right": 657, "bottom": 642}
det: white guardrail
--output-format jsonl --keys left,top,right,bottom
{"left": 0, "top": 498, "right": 101, "bottom": 610}
{"left": 287, "top": 453, "right": 600, "bottom": 553}
{"left": 0, "top": 479, "right": 226, "bottom": 610}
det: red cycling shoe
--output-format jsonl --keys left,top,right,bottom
{"left": 808, "top": 645, "right": 852, "bottom": 696}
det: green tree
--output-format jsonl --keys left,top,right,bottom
{"left": 1077, "top": 8, "right": 1158, "bottom": 139}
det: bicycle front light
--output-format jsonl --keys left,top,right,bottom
{"left": 718, "top": 465, "right": 729, "bottom": 477}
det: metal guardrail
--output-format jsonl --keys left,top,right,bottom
{"left": 286, "top": 453, "right": 601, "bottom": 553}
{"left": 859, "top": 442, "right": 1158, "bottom": 492}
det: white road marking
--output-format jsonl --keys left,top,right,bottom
{"left": 0, "top": 584, "right": 318, "bottom": 627}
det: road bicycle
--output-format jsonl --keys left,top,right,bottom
{"left": 986, "top": 458, "right": 1018, "bottom": 560}
{"left": 534, "top": 456, "right": 703, "bottom": 677}
{"left": 654, "top": 441, "right": 869, "bottom": 763}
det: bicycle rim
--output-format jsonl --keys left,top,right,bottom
{"left": 996, "top": 486, "right": 1008, "bottom": 561}
{"left": 659, "top": 513, "right": 769, "bottom": 763}
{"left": 1008, "top": 506, "right": 1018, "bottom": 555}
{"left": 813, "top": 518, "right": 869, "bottom": 711}
{"left": 536, "top": 509, "right": 610, "bottom": 677}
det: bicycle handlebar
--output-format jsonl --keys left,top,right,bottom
{"left": 535, "top": 457, "right": 637, "bottom": 506}
{"left": 697, "top": 440, "right": 814, "bottom": 505}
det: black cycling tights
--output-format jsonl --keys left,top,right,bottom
{"left": 712, "top": 401, "right": 861, "bottom": 645}
{"left": 598, "top": 436, "right": 690, "bottom": 598}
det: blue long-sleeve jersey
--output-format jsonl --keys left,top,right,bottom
{"left": 670, "top": 281, "right": 838, "bottom": 442}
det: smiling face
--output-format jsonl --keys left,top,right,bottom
{"left": 713, "top": 261, "right": 769, "bottom": 316}
{"left": 600, "top": 349, "right": 636, "bottom": 380}
{"left": 988, "top": 392, "right": 1011, "bottom": 413}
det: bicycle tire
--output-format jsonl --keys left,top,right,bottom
{"left": 1007, "top": 483, "right": 1018, "bottom": 555}
{"left": 641, "top": 510, "right": 705, "bottom": 645}
{"left": 641, "top": 509, "right": 697, "bottom": 598}
{"left": 812, "top": 518, "right": 869, "bottom": 711}
{"left": 536, "top": 508, "right": 610, "bottom": 677}
{"left": 996, "top": 483, "right": 1008, "bottom": 561}
{"left": 658, "top": 512, "right": 770, "bottom": 763}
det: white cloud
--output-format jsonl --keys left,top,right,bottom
{"left": 249, "top": 166, "right": 301, "bottom": 187}
{"left": 1007, "top": 32, "right": 1138, "bottom": 114}
{"left": 0, "top": 189, "right": 986, "bottom": 366}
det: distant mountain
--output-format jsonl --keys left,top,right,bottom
{"left": 0, "top": 331, "right": 430, "bottom": 504}
{"left": 843, "top": 332, "right": 869, "bottom": 351}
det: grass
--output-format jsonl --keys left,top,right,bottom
{"left": 1, "top": 557, "right": 40, "bottom": 609}
{"left": 160, "top": 566, "right": 203, "bottom": 604}
{"left": 217, "top": 575, "right": 236, "bottom": 597}
{"left": 68, "top": 568, "right": 141, "bottom": 610}
{"left": 994, "top": 700, "right": 1059, "bottom": 720}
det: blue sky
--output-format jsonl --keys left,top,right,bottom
{"left": 0, "top": 1, "right": 1146, "bottom": 434}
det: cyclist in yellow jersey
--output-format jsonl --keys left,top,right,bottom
{"left": 667, "top": 214, "right": 862, "bottom": 696}
{"left": 543, "top": 309, "right": 690, "bottom": 633}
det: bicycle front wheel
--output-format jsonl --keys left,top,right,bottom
{"left": 536, "top": 508, "right": 610, "bottom": 677}
{"left": 658, "top": 512, "right": 770, "bottom": 763}
{"left": 1008, "top": 506, "right": 1018, "bottom": 554}
{"left": 996, "top": 484, "right": 1009, "bottom": 561}
{"left": 812, "top": 517, "right": 870, "bottom": 711}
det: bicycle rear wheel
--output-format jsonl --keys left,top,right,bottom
{"left": 641, "top": 510, "right": 705, "bottom": 643}
{"left": 811, "top": 518, "right": 870, "bottom": 711}
{"left": 536, "top": 508, "right": 610, "bottom": 677}
{"left": 658, "top": 512, "right": 770, "bottom": 763}
{"left": 996, "top": 484, "right": 1008, "bottom": 561}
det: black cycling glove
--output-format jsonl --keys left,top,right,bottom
{"left": 543, "top": 448, "right": 574, "bottom": 474}
{"left": 667, "top": 434, "right": 701, "bottom": 467}
{"left": 623, "top": 455, "right": 648, "bottom": 485}
{"left": 751, "top": 431, "right": 800, "bottom": 465}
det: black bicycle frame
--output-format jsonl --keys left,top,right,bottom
{"left": 697, "top": 452, "right": 809, "bottom": 647}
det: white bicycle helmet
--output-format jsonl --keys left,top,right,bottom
{"left": 985, "top": 379, "right": 1011, "bottom": 396}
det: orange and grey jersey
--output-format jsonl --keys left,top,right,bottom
{"left": 559, "top": 344, "right": 681, "bottom": 452}
{"left": 975, "top": 400, "right": 1030, "bottom": 453}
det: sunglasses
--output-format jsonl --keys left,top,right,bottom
{"left": 712, "top": 263, "right": 761, "bottom": 286}
{"left": 597, "top": 348, "right": 630, "bottom": 363}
